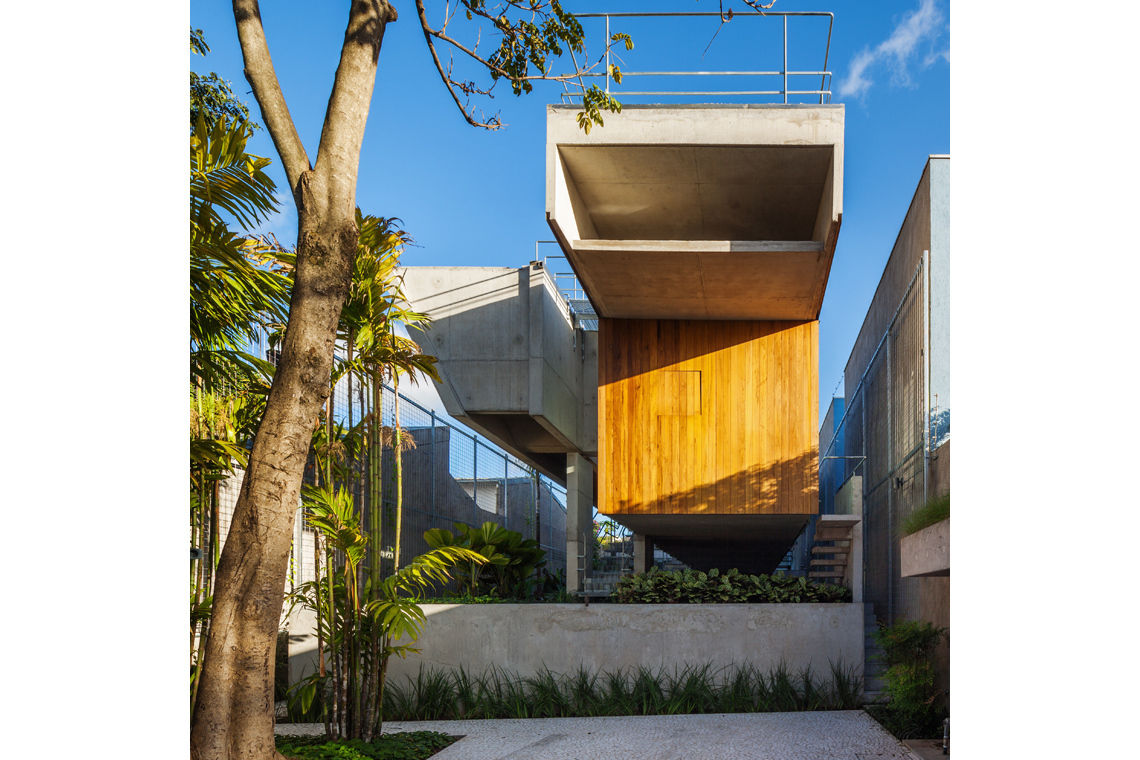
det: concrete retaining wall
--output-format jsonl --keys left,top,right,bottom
{"left": 288, "top": 603, "right": 863, "bottom": 685}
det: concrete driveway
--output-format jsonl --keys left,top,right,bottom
{"left": 279, "top": 711, "right": 916, "bottom": 759}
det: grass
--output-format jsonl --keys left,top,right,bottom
{"left": 382, "top": 661, "right": 862, "bottom": 721}
{"left": 275, "top": 731, "right": 457, "bottom": 760}
{"left": 900, "top": 493, "right": 949, "bottom": 537}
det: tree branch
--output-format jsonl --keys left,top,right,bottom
{"left": 415, "top": 0, "right": 610, "bottom": 130}
{"left": 314, "top": 0, "right": 398, "bottom": 216}
{"left": 232, "top": 0, "right": 311, "bottom": 193}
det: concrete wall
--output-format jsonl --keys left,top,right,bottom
{"left": 287, "top": 603, "right": 864, "bottom": 685}
{"left": 401, "top": 264, "right": 597, "bottom": 481}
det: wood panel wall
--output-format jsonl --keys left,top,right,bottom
{"left": 598, "top": 318, "right": 818, "bottom": 516}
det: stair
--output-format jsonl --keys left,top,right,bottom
{"left": 807, "top": 515, "right": 858, "bottom": 582}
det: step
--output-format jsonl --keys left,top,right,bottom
{"left": 811, "top": 545, "right": 849, "bottom": 554}
{"left": 810, "top": 558, "right": 846, "bottom": 566}
{"left": 808, "top": 572, "right": 844, "bottom": 580}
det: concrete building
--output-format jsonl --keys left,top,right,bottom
{"left": 404, "top": 103, "right": 846, "bottom": 589}
{"left": 818, "top": 155, "right": 950, "bottom": 687}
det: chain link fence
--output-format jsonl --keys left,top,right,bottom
{"left": 210, "top": 341, "right": 569, "bottom": 594}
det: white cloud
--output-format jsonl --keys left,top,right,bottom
{"left": 838, "top": 0, "right": 947, "bottom": 99}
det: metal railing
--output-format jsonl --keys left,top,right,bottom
{"left": 559, "top": 11, "right": 833, "bottom": 104}
{"left": 534, "top": 242, "right": 598, "bottom": 331}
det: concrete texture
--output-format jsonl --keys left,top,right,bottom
{"left": 400, "top": 264, "right": 597, "bottom": 481}
{"left": 277, "top": 711, "right": 915, "bottom": 759}
{"left": 545, "top": 105, "right": 844, "bottom": 321}
{"left": 900, "top": 518, "right": 949, "bottom": 578}
{"left": 565, "top": 453, "right": 594, "bottom": 593}
{"left": 364, "top": 603, "right": 864, "bottom": 685}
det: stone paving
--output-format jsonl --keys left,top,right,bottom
{"left": 278, "top": 710, "right": 918, "bottom": 759}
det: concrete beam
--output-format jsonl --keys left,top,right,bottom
{"left": 401, "top": 264, "right": 598, "bottom": 482}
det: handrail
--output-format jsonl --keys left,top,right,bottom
{"left": 559, "top": 11, "right": 834, "bottom": 104}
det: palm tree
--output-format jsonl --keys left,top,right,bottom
{"left": 188, "top": 112, "right": 293, "bottom": 718}
{"left": 335, "top": 212, "right": 438, "bottom": 582}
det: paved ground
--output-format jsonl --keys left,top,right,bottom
{"left": 904, "top": 738, "right": 948, "bottom": 759}
{"left": 279, "top": 711, "right": 918, "bottom": 759}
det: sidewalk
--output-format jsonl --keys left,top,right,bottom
{"left": 279, "top": 710, "right": 918, "bottom": 760}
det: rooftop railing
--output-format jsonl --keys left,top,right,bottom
{"left": 558, "top": 11, "right": 834, "bottom": 105}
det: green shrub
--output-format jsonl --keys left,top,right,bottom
{"left": 870, "top": 620, "right": 947, "bottom": 738}
{"left": 611, "top": 568, "right": 851, "bottom": 604}
{"left": 382, "top": 661, "right": 861, "bottom": 720}
{"left": 423, "top": 522, "right": 546, "bottom": 600}
{"left": 275, "top": 731, "right": 456, "bottom": 760}
{"left": 900, "top": 493, "right": 949, "bottom": 537}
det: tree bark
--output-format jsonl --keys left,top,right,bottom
{"left": 191, "top": 2, "right": 395, "bottom": 758}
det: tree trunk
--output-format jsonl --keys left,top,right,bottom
{"left": 190, "top": 212, "right": 357, "bottom": 760}
{"left": 192, "top": 1, "right": 396, "bottom": 756}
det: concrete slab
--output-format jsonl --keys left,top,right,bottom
{"left": 278, "top": 711, "right": 915, "bottom": 759}
{"left": 900, "top": 518, "right": 949, "bottom": 578}
{"left": 545, "top": 105, "right": 844, "bottom": 321}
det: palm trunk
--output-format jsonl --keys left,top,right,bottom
{"left": 393, "top": 373, "right": 403, "bottom": 571}
{"left": 368, "top": 375, "right": 381, "bottom": 586}
{"left": 327, "top": 545, "right": 341, "bottom": 739}
{"left": 375, "top": 636, "right": 391, "bottom": 738}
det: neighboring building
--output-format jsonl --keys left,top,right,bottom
{"left": 820, "top": 155, "right": 950, "bottom": 684}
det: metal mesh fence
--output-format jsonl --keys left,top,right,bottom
{"left": 208, "top": 334, "right": 569, "bottom": 593}
{"left": 824, "top": 256, "right": 938, "bottom": 625}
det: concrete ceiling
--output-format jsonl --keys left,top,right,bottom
{"left": 569, "top": 240, "right": 830, "bottom": 320}
{"left": 559, "top": 144, "right": 832, "bottom": 241}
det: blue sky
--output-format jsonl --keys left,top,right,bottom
{"left": 190, "top": 0, "right": 949, "bottom": 412}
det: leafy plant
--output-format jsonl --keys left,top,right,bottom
{"left": 869, "top": 620, "right": 948, "bottom": 739}
{"left": 612, "top": 568, "right": 851, "bottom": 604}
{"left": 285, "top": 487, "right": 486, "bottom": 740}
{"left": 423, "top": 522, "right": 547, "bottom": 600}
{"left": 381, "top": 661, "right": 862, "bottom": 720}
{"left": 900, "top": 492, "right": 950, "bottom": 537}
{"left": 274, "top": 731, "right": 456, "bottom": 760}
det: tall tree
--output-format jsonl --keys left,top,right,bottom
{"left": 189, "top": 1, "right": 726, "bottom": 757}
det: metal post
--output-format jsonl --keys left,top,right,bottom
{"left": 605, "top": 14, "right": 611, "bottom": 93}
{"left": 783, "top": 14, "right": 788, "bottom": 104}
{"left": 503, "top": 456, "right": 509, "bottom": 518}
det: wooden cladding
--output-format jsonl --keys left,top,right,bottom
{"left": 598, "top": 318, "right": 818, "bottom": 516}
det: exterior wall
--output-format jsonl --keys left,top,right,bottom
{"left": 598, "top": 318, "right": 818, "bottom": 516}
{"left": 287, "top": 603, "right": 864, "bottom": 685}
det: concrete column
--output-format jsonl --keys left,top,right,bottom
{"left": 633, "top": 533, "right": 654, "bottom": 574}
{"left": 566, "top": 453, "right": 594, "bottom": 594}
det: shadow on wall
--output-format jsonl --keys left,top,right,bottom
{"left": 606, "top": 448, "right": 818, "bottom": 516}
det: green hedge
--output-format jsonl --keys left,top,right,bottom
{"left": 612, "top": 568, "right": 851, "bottom": 604}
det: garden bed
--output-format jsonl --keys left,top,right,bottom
{"left": 275, "top": 731, "right": 457, "bottom": 760}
